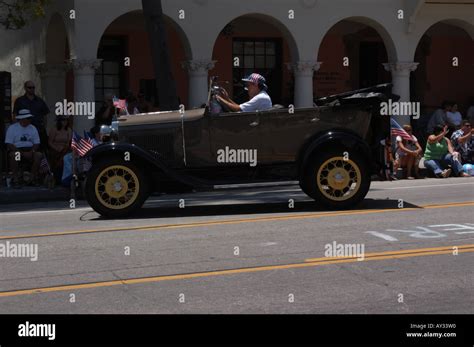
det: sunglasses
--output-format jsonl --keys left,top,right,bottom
{"left": 26, "top": 86, "right": 35, "bottom": 89}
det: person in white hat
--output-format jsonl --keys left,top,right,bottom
{"left": 5, "top": 109, "right": 43, "bottom": 187}
{"left": 216, "top": 73, "right": 272, "bottom": 112}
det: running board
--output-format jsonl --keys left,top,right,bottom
{"left": 213, "top": 181, "right": 299, "bottom": 190}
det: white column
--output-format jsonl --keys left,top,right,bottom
{"left": 36, "top": 63, "right": 70, "bottom": 131}
{"left": 71, "top": 58, "right": 102, "bottom": 132}
{"left": 383, "top": 62, "right": 419, "bottom": 125}
{"left": 287, "top": 61, "right": 322, "bottom": 108}
{"left": 182, "top": 60, "right": 216, "bottom": 109}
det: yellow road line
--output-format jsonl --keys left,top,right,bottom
{"left": 1, "top": 201, "right": 473, "bottom": 241}
{"left": 0, "top": 243, "right": 473, "bottom": 298}
{"left": 305, "top": 244, "right": 474, "bottom": 262}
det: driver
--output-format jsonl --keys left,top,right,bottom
{"left": 216, "top": 73, "right": 272, "bottom": 112}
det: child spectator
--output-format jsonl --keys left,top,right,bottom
{"left": 394, "top": 125, "right": 423, "bottom": 179}
{"left": 48, "top": 115, "right": 72, "bottom": 183}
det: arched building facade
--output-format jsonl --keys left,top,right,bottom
{"left": 0, "top": 0, "right": 472, "bottom": 131}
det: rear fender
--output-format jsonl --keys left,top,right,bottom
{"left": 298, "top": 131, "right": 373, "bottom": 176}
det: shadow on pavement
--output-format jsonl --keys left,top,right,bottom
{"left": 86, "top": 198, "right": 421, "bottom": 221}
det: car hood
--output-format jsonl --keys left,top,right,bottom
{"left": 117, "top": 108, "right": 206, "bottom": 127}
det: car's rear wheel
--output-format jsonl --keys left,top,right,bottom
{"left": 302, "top": 149, "right": 370, "bottom": 209}
{"left": 85, "top": 158, "right": 149, "bottom": 218}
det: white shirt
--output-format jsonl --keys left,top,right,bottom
{"left": 396, "top": 135, "right": 418, "bottom": 158}
{"left": 240, "top": 90, "right": 272, "bottom": 112}
{"left": 5, "top": 122, "right": 40, "bottom": 148}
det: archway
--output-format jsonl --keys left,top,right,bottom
{"left": 96, "top": 10, "right": 191, "bottom": 109}
{"left": 212, "top": 13, "right": 299, "bottom": 105}
{"left": 412, "top": 20, "right": 474, "bottom": 120}
{"left": 316, "top": 18, "right": 394, "bottom": 98}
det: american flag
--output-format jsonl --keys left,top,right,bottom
{"left": 113, "top": 96, "right": 127, "bottom": 110}
{"left": 71, "top": 131, "right": 94, "bottom": 157}
{"left": 390, "top": 118, "right": 413, "bottom": 141}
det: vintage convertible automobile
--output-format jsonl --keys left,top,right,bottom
{"left": 85, "top": 78, "right": 393, "bottom": 217}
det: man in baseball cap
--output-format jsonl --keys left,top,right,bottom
{"left": 5, "top": 109, "right": 43, "bottom": 187}
{"left": 216, "top": 73, "right": 272, "bottom": 112}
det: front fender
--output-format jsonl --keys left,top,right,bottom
{"left": 298, "top": 130, "right": 373, "bottom": 176}
{"left": 85, "top": 143, "right": 211, "bottom": 189}
{"left": 86, "top": 142, "right": 171, "bottom": 172}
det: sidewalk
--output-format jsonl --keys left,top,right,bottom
{"left": 0, "top": 186, "right": 71, "bottom": 204}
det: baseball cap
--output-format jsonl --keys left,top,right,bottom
{"left": 242, "top": 73, "right": 267, "bottom": 90}
{"left": 16, "top": 109, "right": 34, "bottom": 120}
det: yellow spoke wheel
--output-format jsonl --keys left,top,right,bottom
{"left": 95, "top": 165, "right": 140, "bottom": 210}
{"left": 316, "top": 156, "right": 362, "bottom": 202}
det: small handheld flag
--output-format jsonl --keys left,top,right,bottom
{"left": 39, "top": 156, "right": 51, "bottom": 175}
{"left": 71, "top": 132, "right": 94, "bottom": 157}
{"left": 390, "top": 118, "right": 413, "bottom": 141}
{"left": 113, "top": 96, "right": 128, "bottom": 111}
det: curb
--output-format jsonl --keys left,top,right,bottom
{"left": 0, "top": 187, "right": 71, "bottom": 205}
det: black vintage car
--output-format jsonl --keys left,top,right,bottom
{"left": 85, "top": 78, "right": 392, "bottom": 217}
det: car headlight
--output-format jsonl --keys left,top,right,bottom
{"left": 100, "top": 121, "right": 119, "bottom": 142}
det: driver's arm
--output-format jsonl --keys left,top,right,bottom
{"left": 216, "top": 95, "right": 241, "bottom": 112}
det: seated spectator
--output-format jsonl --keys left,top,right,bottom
{"left": 426, "top": 101, "right": 453, "bottom": 135}
{"left": 5, "top": 109, "right": 43, "bottom": 187}
{"left": 424, "top": 124, "right": 469, "bottom": 178}
{"left": 394, "top": 125, "right": 423, "bottom": 179}
{"left": 90, "top": 126, "right": 102, "bottom": 146}
{"left": 379, "top": 136, "right": 397, "bottom": 181}
{"left": 451, "top": 120, "right": 474, "bottom": 164}
{"left": 446, "top": 103, "right": 463, "bottom": 131}
{"left": 48, "top": 115, "right": 72, "bottom": 183}
{"left": 95, "top": 95, "right": 115, "bottom": 126}
{"left": 13, "top": 81, "right": 50, "bottom": 151}
{"left": 137, "top": 91, "right": 151, "bottom": 113}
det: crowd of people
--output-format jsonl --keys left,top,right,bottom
{"left": 388, "top": 100, "right": 474, "bottom": 180}
{"left": 2, "top": 80, "right": 473, "bottom": 189}
{"left": 2, "top": 81, "right": 151, "bottom": 189}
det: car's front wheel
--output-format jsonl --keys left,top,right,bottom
{"left": 85, "top": 158, "right": 149, "bottom": 218}
{"left": 302, "top": 149, "right": 370, "bottom": 209}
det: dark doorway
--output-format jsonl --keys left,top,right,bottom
{"left": 359, "top": 42, "right": 388, "bottom": 88}
{"left": 96, "top": 36, "right": 128, "bottom": 103}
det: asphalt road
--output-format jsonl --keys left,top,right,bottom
{"left": 0, "top": 177, "right": 473, "bottom": 314}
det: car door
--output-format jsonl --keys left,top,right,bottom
{"left": 209, "top": 111, "right": 261, "bottom": 179}
{"left": 258, "top": 108, "right": 322, "bottom": 164}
